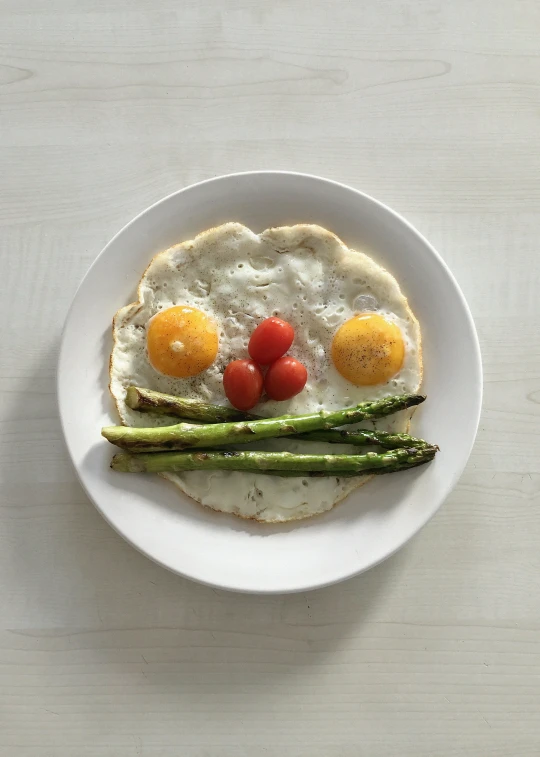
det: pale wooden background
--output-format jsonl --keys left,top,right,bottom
{"left": 1, "top": 1, "right": 539, "bottom": 755}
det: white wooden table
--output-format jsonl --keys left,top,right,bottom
{"left": 1, "top": 1, "right": 539, "bottom": 754}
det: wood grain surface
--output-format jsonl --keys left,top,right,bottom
{"left": 1, "top": 1, "right": 539, "bottom": 754}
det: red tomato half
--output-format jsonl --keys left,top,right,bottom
{"left": 223, "top": 359, "right": 264, "bottom": 411}
{"left": 248, "top": 317, "right": 295, "bottom": 365}
{"left": 264, "top": 357, "right": 308, "bottom": 401}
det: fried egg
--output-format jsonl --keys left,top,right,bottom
{"left": 109, "top": 223, "right": 422, "bottom": 523}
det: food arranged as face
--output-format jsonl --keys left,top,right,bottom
{"left": 108, "top": 223, "right": 425, "bottom": 523}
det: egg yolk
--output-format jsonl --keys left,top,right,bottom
{"left": 331, "top": 313, "right": 405, "bottom": 386}
{"left": 147, "top": 305, "right": 218, "bottom": 378}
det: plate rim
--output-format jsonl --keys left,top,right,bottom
{"left": 57, "top": 170, "right": 483, "bottom": 593}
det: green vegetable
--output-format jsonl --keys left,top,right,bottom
{"left": 111, "top": 446, "right": 437, "bottom": 475}
{"left": 125, "top": 387, "right": 431, "bottom": 450}
{"left": 102, "top": 394, "right": 426, "bottom": 451}
{"left": 125, "top": 386, "right": 259, "bottom": 422}
{"left": 296, "top": 429, "right": 432, "bottom": 450}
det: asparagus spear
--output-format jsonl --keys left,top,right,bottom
{"left": 125, "top": 386, "right": 260, "bottom": 422}
{"left": 102, "top": 394, "right": 426, "bottom": 451}
{"left": 127, "top": 428, "right": 434, "bottom": 454}
{"left": 125, "top": 387, "right": 431, "bottom": 451}
{"left": 293, "top": 429, "right": 433, "bottom": 450}
{"left": 111, "top": 446, "right": 437, "bottom": 475}
{"left": 125, "top": 388, "right": 430, "bottom": 449}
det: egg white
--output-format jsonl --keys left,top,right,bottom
{"left": 109, "top": 223, "right": 422, "bottom": 523}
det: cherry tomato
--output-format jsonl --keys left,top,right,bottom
{"left": 248, "top": 317, "right": 295, "bottom": 365}
{"left": 223, "top": 359, "right": 264, "bottom": 411}
{"left": 264, "top": 356, "right": 308, "bottom": 401}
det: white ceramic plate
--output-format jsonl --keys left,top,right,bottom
{"left": 58, "top": 171, "right": 482, "bottom": 593}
